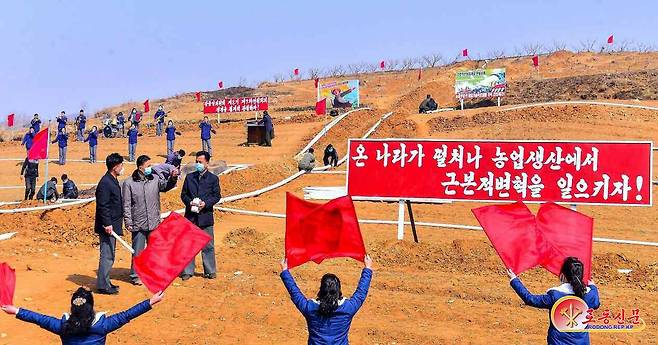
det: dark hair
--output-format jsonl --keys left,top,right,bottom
{"left": 62, "top": 287, "right": 95, "bottom": 336}
{"left": 105, "top": 153, "right": 123, "bottom": 171}
{"left": 561, "top": 257, "right": 586, "bottom": 298}
{"left": 79, "top": 109, "right": 84, "bottom": 113}
{"left": 317, "top": 274, "right": 342, "bottom": 317}
{"left": 61, "top": 174, "right": 68, "bottom": 180}
{"left": 426, "top": 94, "right": 431, "bottom": 98}
{"left": 308, "top": 148, "right": 314, "bottom": 154}
{"left": 136, "top": 155, "right": 150, "bottom": 168}
{"left": 196, "top": 150, "right": 211, "bottom": 162}
{"left": 178, "top": 149, "right": 186, "bottom": 157}
{"left": 50, "top": 177, "right": 58, "bottom": 183}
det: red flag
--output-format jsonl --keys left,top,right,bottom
{"left": 314, "top": 78, "right": 319, "bottom": 89}
{"left": 532, "top": 55, "right": 539, "bottom": 67}
{"left": 218, "top": 81, "right": 224, "bottom": 89}
{"left": 294, "top": 68, "right": 299, "bottom": 76}
{"left": 7, "top": 114, "right": 14, "bottom": 127}
{"left": 28, "top": 128, "right": 49, "bottom": 160}
{"left": 315, "top": 98, "right": 327, "bottom": 116}
{"left": 143, "top": 99, "right": 150, "bottom": 113}
{"left": 0, "top": 263, "right": 16, "bottom": 305}
{"left": 195, "top": 92, "right": 201, "bottom": 102}
{"left": 134, "top": 213, "right": 212, "bottom": 293}
{"left": 536, "top": 203, "right": 593, "bottom": 281}
{"left": 462, "top": 49, "right": 468, "bottom": 57}
{"left": 379, "top": 60, "right": 385, "bottom": 69}
{"left": 417, "top": 69, "right": 422, "bottom": 81}
{"left": 285, "top": 193, "right": 366, "bottom": 269}
{"left": 472, "top": 202, "right": 544, "bottom": 274}
{"left": 607, "top": 35, "right": 614, "bottom": 44}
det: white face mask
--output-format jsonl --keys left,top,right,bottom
{"left": 118, "top": 167, "right": 125, "bottom": 176}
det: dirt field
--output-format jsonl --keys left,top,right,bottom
{"left": 0, "top": 51, "right": 657, "bottom": 344}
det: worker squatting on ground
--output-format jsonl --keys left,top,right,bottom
{"left": 298, "top": 148, "right": 316, "bottom": 172}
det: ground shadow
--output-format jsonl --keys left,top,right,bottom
{"left": 66, "top": 267, "right": 134, "bottom": 288}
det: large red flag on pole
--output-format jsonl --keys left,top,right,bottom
{"left": 134, "top": 213, "right": 212, "bottom": 293}
{"left": 28, "top": 128, "right": 49, "bottom": 160}
{"left": 285, "top": 193, "right": 366, "bottom": 269}
{"left": 0, "top": 263, "right": 16, "bottom": 305}
{"left": 315, "top": 98, "right": 327, "bottom": 116}
{"left": 143, "top": 99, "right": 150, "bottom": 113}
{"left": 7, "top": 114, "right": 14, "bottom": 127}
{"left": 607, "top": 35, "right": 614, "bottom": 44}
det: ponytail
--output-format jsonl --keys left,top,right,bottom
{"left": 317, "top": 274, "right": 342, "bottom": 317}
{"left": 62, "top": 287, "right": 95, "bottom": 336}
{"left": 561, "top": 257, "right": 586, "bottom": 298}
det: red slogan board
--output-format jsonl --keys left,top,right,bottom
{"left": 347, "top": 139, "right": 653, "bottom": 206}
{"left": 203, "top": 96, "right": 268, "bottom": 114}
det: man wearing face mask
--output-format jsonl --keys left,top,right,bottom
{"left": 179, "top": 151, "right": 221, "bottom": 281}
{"left": 94, "top": 153, "right": 125, "bottom": 295}
{"left": 122, "top": 155, "right": 179, "bottom": 285}
{"left": 199, "top": 116, "right": 216, "bottom": 156}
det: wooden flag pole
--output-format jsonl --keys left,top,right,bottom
{"left": 111, "top": 230, "right": 135, "bottom": 254}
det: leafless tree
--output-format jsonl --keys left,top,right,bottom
{"left": 363, "top": 62, "right": 379, "bottom": 73}
{"left": 576, "top": 39, "right": 597, "bottom": 52}
{"left": 308, "top": 67, "right": 321, "bottom": 80}
{"left": 634, "top": 42, "right": 655, "bottom": 53}
{"left": 386, "top": 59, "right": 400, "bottom": 71}
{"left": 549, "top": 41, "right": 567, "bottom": 53}
{"left": 273, "top": 73, "right": 284, "bottom": 83}
{"left": 421, "top": 53, "right": 444, "bottom": 68}
{"left": 400, "top": 57, "right": 418, "bottom": 70}
{"left": 614, "top": 39, "right": 633, "bottom": 52}
{"left": 327, "top": 64, "right": 346, "bottom": 77}
{"left": 486, "top": 49, "right": 506, "bottom": 59}
{"left": 522, "top": 43, "right": 544, "bottom": 56}
{"left": 237, "top": 77, "right": 247, "bottom": 87}
{"left": 347, "top": 63, "right": 364, "bottom": 75}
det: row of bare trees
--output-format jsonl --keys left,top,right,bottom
{"left": 269, "top": 40, "right": 655, "bottom": 82}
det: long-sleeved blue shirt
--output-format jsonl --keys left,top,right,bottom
{"left": 510, "top": 277, "right": 600, "bottom": 345}
{"left": 52, "top": 133, "right": 68, "bottom": 148}
{"left": 165, "top": 126, "right": 176, "bottom": 141}
{"left": 76, "top": 115, "right": 86, "bottom": 130}
{"left": 31, "top": 119, "right": 41, "bottom": 132}
{"left": 280, "top": 268, "right": 372, "bottom": 345}
{"left": 127, "top": 128, "right": 138, "bottom": 144}
{"left": 22, "top": 132, "right": 34, "bottom": 150}
{"left": 15, "top": 299, "right": 152, "bottom": 345}
{"left": 199, "top": 122, "right": 212, "bottom": 140}
{"left": 154, "top": 110, "right": 166, "bottom": 123}
{"left": 84, "top": 131, "right": 98, "bottom": 147}
{"left": 57, "top": 116, "right": 67, "bottom": 130}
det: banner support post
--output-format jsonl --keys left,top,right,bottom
{"left": 406, "top": 200, "right": 419, "bottom": 243}
{"left": 497, "top": 97, "right": 501, "bottom": 107}
{"left": 397, "top": 199, "right": 405, "bottom": 240}
{"left": 460, "top": 98, "right": 464, "bottom": 111}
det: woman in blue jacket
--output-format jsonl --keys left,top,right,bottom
{"left": 165, "top": 120, "right": 180, "bottom": 155}
{"left": 51, "top": 127, "right": 69, "bottom": 165}
{"left": 1, "top": 287, "right": 164, "bottom": 345}
{"left": 84, "top": 126, "right": 99, "bottom": 163}
{"left": 507, "top": 257, "right": 600, "bottom": 345}
{"left": 127, "top": 124, "right": 138, "bottom": 162}
{"left": 22, "top": 128, "right": 35, "bottom": 153}
{"left": 280, "top": 255, "right": 373, "bottom": 345}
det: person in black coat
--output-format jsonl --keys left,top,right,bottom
{"left": 322, "top": 144, "right": 339, "bottom": 167}
{"left": 179, "top": 151, "right": 221, "bottom": 281}
{"left": 94, "top": 153, "right": 125, "bottom": 295}
{"left": 20, "top": 158, "right": 39, "bottom": 200}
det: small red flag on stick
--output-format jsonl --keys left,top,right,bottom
{"left": 218, "top": 81, "right": 224, "bottom": 89}
{"left": 314, "top": 78, "right": 319, "bottom": 88}
{"left": 607, "top": 35, "right": 614, "bottom": 44}
{"left": 315, "top": 98, "right": 327, "bottom": 116}
{"left": 7, "top": 114, "right": 14, "bottom": 127}
{"left": 532, "top": 55, "right": 539, "bottom": 67}
{"left": 294, "top": 68, "right": 299, "bottom": 76}
{"left": 0, "top": 263, "right": 16, "bottom": 305}
{"left": 462, "top": 49, "right": 468, "bottom": 57}
{"left": 417, "top": 69, "right": 422, "bottom": 81}
{"left": 143, "top": 99, "right": 150, "bottom": 113}
{"left": 379, "top": 60, "right": 385, "bottom": 70}
{"left": 195, "top": 92, "right": 201, "bottom": 102}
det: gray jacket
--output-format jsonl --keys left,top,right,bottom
{"left": 122, "top": 170, "right": 178, "bottom": 232}
{"left": 298, "top": 152, "right": 316, "bottom": 171}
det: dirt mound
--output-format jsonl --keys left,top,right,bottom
{"left": 222, "top": 227, "right": 281, "bottom": 258}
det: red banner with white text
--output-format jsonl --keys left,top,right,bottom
{"left": 203, "top": 97, "right": 268, "bottom": 114}
{"left": 347, "top": 139, "right": 653, "bottom": 206}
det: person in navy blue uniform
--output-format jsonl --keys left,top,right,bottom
{"left": 75, "top": 109, "right": 87, "bottom": 141}
{"left": 154, "top": 105, "right": 167, "bottom": 136}
{"left": 95, "top": 153, "right": 125, "bottom": 294}
{"left": 84, "top": 126, "right": 99, "bottom": 163}
{"left": 57, "top": 111, "right": 67, "bottom": 132}
{"left": 199, "top": 116, "right": 216, "bottom": 156}
{"left": 1, "top": 287, "right": 164, "bottom": 345}
{"left": 31, "top": 113, "right": 41, "bottom": 132}
{"left": 22, "top": 127, "right": 35, "bottom": 153}
{"left": 507, "top": 257, "right": 600, "bottom": 345}
{"left": 165, "top": 120, "right": 180, "bottom": 155}
{"left": 179, "top": 150, "right": 221, "bottom": 281}
{"left": 279, "top": 255, "right": 373, "bottom": 345}
{"left": 52, "top": 127, "right": 69, "bottom": 165}
{"left": 116, "top": 112, "right": 126, "bottom": 137}
{"left": 127, "top": 125, "right": 138, "bottom": 162}
{"left": 258, "top": 110, "right": 274, "bottom": 146}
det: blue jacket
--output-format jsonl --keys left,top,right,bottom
{"left": 57, "top": 116, "right": 67, "bottom": 130}
{"left": 85, "top": 131, "right": 98, "bottom": 147}
{"left": 31, "top": 119, "right": 41, "bottom": 132}
{"left": 280, "top": 268, "right": 372, "bottom": 345}
{"left": 199, "top": 122, "right": 212, "bottom": 140}
{"left": 52, "top": 133, "right": 69, "bottom": 148}
{"left": 258, "top": 113, "right": 273, "bottom": 131}
{"left": 128, "top": 128, "right": 138, "bottom": 144}
{"left": 77, "top": 115, "right": 87, "bottom": 130}
{"left": 510, "top": 278, "right": 600, "bottom": 345}
{"left": 117, "top": 115, "right": 125, "bottom": 125}
{"left": 154, "top": 110, "right": 166, "bottom": 123}
{"left": 15, "top": 300, "right": 152, "bottom": 345}
{"left": 22, "top": 133, "right": 34, "bottom": 150}
{"left": 165, "top": 126, "right": 176, "bottom": 141}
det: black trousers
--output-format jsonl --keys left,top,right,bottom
{"left": 24, "top": 177, "right": 36, "bottom": 200}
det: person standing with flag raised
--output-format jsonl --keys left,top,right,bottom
{"left": 179, "top": 151, "right": 220, "bottom": 281}
{"left": 95, "top": 153, "right": 125, "bottom": 295}
{"left": 122, "top": 154, "right": 179, "bottom": 285}
{"left": 279, "top": 255, "right": 373, "bottom": 345}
